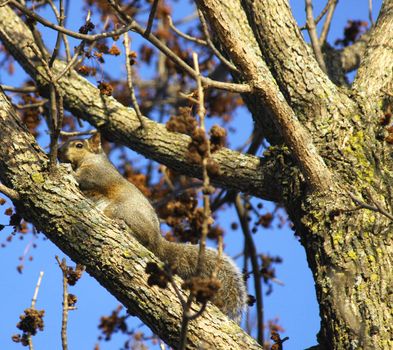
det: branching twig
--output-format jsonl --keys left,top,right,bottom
{"left": 48, "top": 0, "right": 64, "bottom": 67}
{"left": 319, "top": 0, "right": 338, "bottom": 44}
{"left": 305, "top": 0, "right": 327, "bottom": 73}
{"left": 123, "top": 32, "right": 146, "bottom": 128}
{"left": 107, "top": 0, "right": 251, "bottom": 94}
{"left": 348, "top": 191, "right": 393, "bottom": 221}
{"left": 47, "top": 0, "right": 71, "bottom": 64}
{"left": 10, "top": 0, "right": 135, "bottom": 42}
{"left": 300, "top": 0, "right": 335, "bottom": 30}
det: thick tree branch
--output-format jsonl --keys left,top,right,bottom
{"left": 0, "top": 5, "right": 280, "bottom": 202}
{"left": 239, "top": 0, "right": 356, "bottom": 124}
{"left": 0, "top": 87, "right": 262, "bottom": 350}
{"left": 196, "top": 0, "right": 333, "bottom": 191}
{"left": 353, "top": 0, "right": 393, "bottom": 98}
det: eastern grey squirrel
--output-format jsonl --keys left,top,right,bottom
{"left": 58, "top": 133, "right": 246, "bottom": 321}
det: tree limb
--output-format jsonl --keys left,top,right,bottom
{"left": 196, "top": 0, "right": 333, "bottom": 191}
{"left": 0, "top": 5, "right": 280, "bottom": 202}
{"left": 238, "top": 0, "right": 355, "bottom": 125}
{"left": 0, "top": 87, "right": 262, "bottom": 350}
{"left": 353, "top": 0, "right": 393, "bottom": 98}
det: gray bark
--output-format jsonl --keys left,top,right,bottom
{"left": 0, "top": 1, "right": 392, "bottom": 349}
{"left": 0, "top": 87, "right": 261, "bottom": 350}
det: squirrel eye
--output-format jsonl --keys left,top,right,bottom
{"left": 75, "top": 142, "right": 84, "bottom": 149}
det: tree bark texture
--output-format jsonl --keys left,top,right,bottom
{"left": 0, "top": 1, "right": 393, "bottom": 349}
{"left": 0, "top": 88, "right": 261, "bottom": 350}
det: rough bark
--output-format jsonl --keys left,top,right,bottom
{"left": 0, "top": 88, "right": 261, "bottom": 350}
{"left": 198, "top": 1, "right": 393, "bottom": 349}
{"left": 0, "top": 4, "right": 281, "bottom": 202}
{"left": 353, "top": 0, "right": 393, "bottom": 98}
{"left": 0, "top": 1, "right": 393, "bottom": 350}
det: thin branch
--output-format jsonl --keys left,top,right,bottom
{"left": 0, "top": 183, "right": 20, "bottom": 200}
{"left": 167, "top": 15, "right": 207, "bottom": 45}
{"left": 1, "top": 85, "right": 37, "bottom": 93}
{"left": 60, "top": 129, "right": 97, "bottom": 137}
{"left": 348, "top": 191, "right": 393, "bottom": 222}
{"left": 305, "top": 0, "right": 327, "bottom": 73}
{"left": 53, "top": 42, "right": 85, "bottom": 83}
{"left": 197, "top": 9, "right": 239, "bottom": 74}
{"left": 123, "top": 32, "right": 146, "bottom": 128}
{"left": 31, "top": 271, "right": 44, "bottom": 309}
{"left": 27, "top": 271, "right": 44, "bottom": 350}
{"left": 234, "top": 194, "right": 264, "bottom": 346}
{"left": 194, "top": 52, "right": 210, "bottom": 276}
{"left": 10, "top": 0, "right": 135, "bottom": 42}
{"left": 48, "top": 0, "right": 64, "bottom": 67}
{"left": 55, "top": 257, "right": 69, "bottom": 350}
{"left": 368, "top": 0, "right": 374, "bottom": 26}
{"left": 15, "top": 100, "right": 47, "bottom": 109}
{"left": 300, "top": 0, "right": 335, "bottom": 30}
{"left": 177, "top": 297, "right": 193, "bottom": 350}
{"left": 108, "top": 0, "right": 250, "bottom": 93}
{"left": 145, "top": 0, "right": 159, "bottom": 36}
{"left": 319, "top": 0, "right": 338, "bottom": 44}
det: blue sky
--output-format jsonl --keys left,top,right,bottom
{"left": 0, "top": 1, "right": 383, "bottom": 349}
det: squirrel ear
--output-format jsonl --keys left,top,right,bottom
{"left": 88, "top": 132, "right": 102, "bottom": 153}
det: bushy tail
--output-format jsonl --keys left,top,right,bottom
{"left": 155, "top": 239, "right": 247, "bottom": 322}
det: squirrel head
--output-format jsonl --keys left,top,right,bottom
{"left": 58, "top": 133, "right": 103, "bottom": 170}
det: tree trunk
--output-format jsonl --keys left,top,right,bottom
{"left": 0, "top": 1, "right": 392, "bottom": 349}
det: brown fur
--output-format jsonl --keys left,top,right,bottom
{"left": 58, "top": 133, "right": 247, "bottom": 321}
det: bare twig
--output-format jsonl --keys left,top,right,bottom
{"left": 145, "top": 0, "right": 159, "bottom": 36}
{"left": 15, "top": 100, "right": 47, "bottom": 109}
{"left": 48, "top": 0, "right": 64, "bottom": 67}
{"left": 305, "top": 0, "right": 327, "bottom": 73}
{"left": 1, "top": 85, "right": 37, "bottom": 93}
{"left": 194, "top": 52, "right": 210, "bottom": 276}
{"left": 348, "top": 191, "right": 393, "bottom": 221}
{"left": 123, "top": 32, "right": 146, "bottom": 128}
{"left": 234, "top": 194, "right": 264, "bottom": 346}
{"left": 27, "top": 271, "right": 44, "bottom": 350}
{"left": 107, "top": 0, "right": 251, "bottom": 94}
{"left": 10, "top": 1, "right": 135, "bottom": 42}
{"left": 53, "top": 42, "right": 85, "bottom": 83}
{"left": 319, "top": 0, "right": 338, "bottom": 44}
{"left": 31, "top": 271, "right": 44, "bottom": 309}
{"left": 60, "top": 129, "right": 97, "bottom": 137}
{"left": 167, "top": 15, "right": 207, "bottom": 45}
{"left": 368, "top": 0, "right": 374, "bottom": 26}
{"left": 178, "top": 297, "right": 193, "bottom": 350}
{"left": 197, "top": 9, "right": 239, "bottom": 74}
{"left": 0, "top": 183, "right": 20, "bottom": 200}
{"left": 55, "top": 256, "right": 69, "bottom": 350}
{"left": 300, "top": 0, "right": 335, "bottom": 30}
